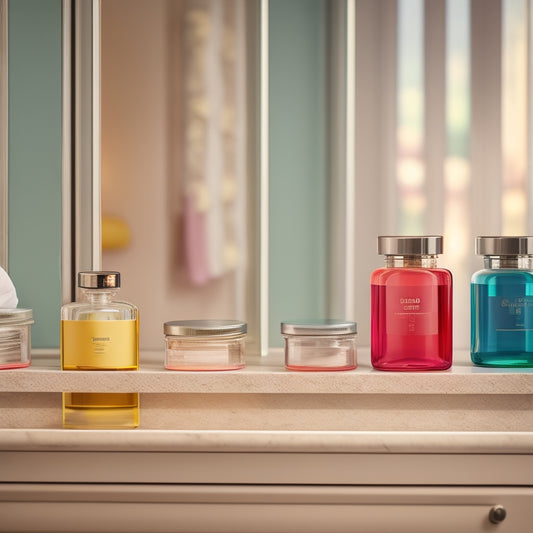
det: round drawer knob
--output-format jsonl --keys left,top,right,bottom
{"left": 489, "top": 505, "right": 507, "bottom": 524}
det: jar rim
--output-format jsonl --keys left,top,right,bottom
{"left": 476, "top": 236, "right": 533, "bottom": 255}
{"left": 0, "top": 308, "right": 34, "bottom": 325}
{"left": 78, "top": 271, "right": 121, "bottom": 289}
{"left": 164, "top": 319, "right": 247, "bottom": 337}
{"left": 281, "top": 319, "right": 357, "bottom": 336}
{"left": 378, "top": 236, "right": 443, "bottom": 256}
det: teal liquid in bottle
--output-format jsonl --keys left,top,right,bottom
{"left": 471, "top": 237, "right": 533, "bottom": 367}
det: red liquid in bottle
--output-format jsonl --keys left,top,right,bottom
{"left": 371, "top": 267, "right": 452, "bottom": 370}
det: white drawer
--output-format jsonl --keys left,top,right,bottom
{"left": 1, "top": 484, "right": 532, "bottom": 533}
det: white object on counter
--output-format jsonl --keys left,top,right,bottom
{"left": 0, "top": 267, "right": 17, "bottom": 308}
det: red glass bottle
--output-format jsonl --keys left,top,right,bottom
{"left": 371, "top": 236, "right": 453, "bottom": 371}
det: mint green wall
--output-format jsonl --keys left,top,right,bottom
{"left": 8, "top": 0, "right": 62, "bottom": 348}
{"left": 269, "top": 0, "right": 328, "bottom": 347}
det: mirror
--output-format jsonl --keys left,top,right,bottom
{"left": 2, "top": 1, "right": 530, "bottom": 352}
{"left": 100, "top": 0, "right": 261, "bottom": 351}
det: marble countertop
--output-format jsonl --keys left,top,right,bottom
{"left": 1, "top": 428, "right": 533, "bottom": 453}
{"left": 1, "top": 348, "right": 532, "bottom": 395}
{"left": 2, "top": 350, "right": 533, "bottom": 451}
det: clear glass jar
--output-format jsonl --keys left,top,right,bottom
{"left": 164, "top": 320, "right": 247, "bottom": 371}
{"left": 371, "top": 236, "right": 453, "bottom": 371}
{"left": 471, "top": 236, "right": 533, "bottom": 367}
{"left": 0, "top": 309, "right": 34, "bottom": 369}
{"left": 282, "top": 320, "right": 357, "bottom": 371}
{"left": 61, "top": 271, "right": 139, "bottom": 429}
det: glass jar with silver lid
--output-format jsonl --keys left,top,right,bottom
{"left": 371, "top": 235, "right": 453, "bottom": 371}
{"left": 164, "top": 320, "right": 247, "bottom": 370}
{"left": 471, "top": 236, "right": 533, "bottom": 367}
{"left": 281, "top": 319, "right": 357, "bottom": 371}
{"left": 0, "top": 308, "right": 34, "bottom": 369}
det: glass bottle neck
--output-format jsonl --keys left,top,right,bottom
{"left": 484, "top": 255, "right": 533, "bottom": 269}
{"left": 81, "top": 289, "right": 117, "bottom": 304}
{"left": 385, "top": 255, "right": 439, "bottom": 268}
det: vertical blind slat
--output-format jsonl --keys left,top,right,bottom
{"left": 424, "top": 0, "right": 446, "bottom": 235}
{"left": 470, "top": 0, "right": 503, "bottom": 238}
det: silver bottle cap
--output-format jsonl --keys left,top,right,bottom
{"left": 378, "top": 235, "right": 443, "bottom": 255}
{"left": 0, "top": 308, "right": 34, "bottom": 325}
{"left": 281, "top": 319, "right": 357, "bottom": 336}
{"left": 476, "top": 236, "right": 533, "bottom": 256}
{"left": 164, "top": 320, "right": 247, "bottom": 337}
{"left": 78, "top": 271, "right": 121, "bottom": 289}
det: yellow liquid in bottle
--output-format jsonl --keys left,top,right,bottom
{"left": 62, "top": 392, "right": 139, "bottom": 429}
{"left": 61, "top": 319, "right": 139, "bottom": 429}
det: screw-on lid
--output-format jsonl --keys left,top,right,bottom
{"left": 163, "top": 320, "right": 247, "bottom": 337}
{"left": 78, "top": 271, "right": 121, "bottom": 289}
{"left": 281, "top": 319, "right": 357, "bottom": 336}
{"left": 378, "top": 235, "right": 443, "bottom": 255}
{"left": 476, "top": 236, "right": 533, "bottom": 255}
{"left": 0, "top": 308, "right": 34, "bottom": 325}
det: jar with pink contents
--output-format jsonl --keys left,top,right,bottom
{"left": 164, "top": 320, "right": 247, "bottom": 371}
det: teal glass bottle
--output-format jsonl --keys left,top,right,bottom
{"left": 471, "top": 236, "right": 533, "bottom": 367}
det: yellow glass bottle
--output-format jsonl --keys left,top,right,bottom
{"left": 61, "top": 271, "right": 139, "bottom": 428}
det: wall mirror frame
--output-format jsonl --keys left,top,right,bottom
{"left": 0, "top": 0, "right": 356, "bottom": 353}
{"left": 62, "top": 0, "right": 102, "bottom": 302}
